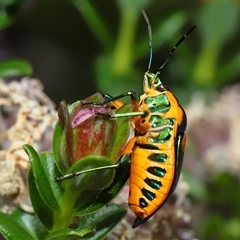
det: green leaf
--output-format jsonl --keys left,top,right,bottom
{"left": 0, "top": 59, "right": 33, "bottom": 77}
{"left": 78, "top": 204, "right": 127, "bottom": 240}
{"left": 0, "top": 211, "right": 34, "bottom": 240}
{"left": 28, "top": 167, "right": 54, "bottom": 230}
{"left": 46, "top": 227, "right": 95, "bottom": 240}
{"left": 23, "top": 144, "right": 62, "bottom": 211}
{"left": 39, "top": 152, "right": 64, "bottom": 204}
{"left": 10, "top": 209, "right": 48, "bottom": 239}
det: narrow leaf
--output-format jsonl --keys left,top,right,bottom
{"left": 28, "top": 167, "right": 54, "bottom": 230}
{"left": 39, "top": 152, "right": 64, "bottom": 205}
{"left": 23, "top": 144, "right": 61, "bottom": 211}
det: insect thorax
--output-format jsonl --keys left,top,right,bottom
{"left": 143, "top": 71, "right": 167, "bottom": 94}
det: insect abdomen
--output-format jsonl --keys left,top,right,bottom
{"left": 128, "top": 147, "right": 175, "bottom": 220}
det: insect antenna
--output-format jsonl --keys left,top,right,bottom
{"left": 142, "top": 10, "right": 153, "bottom": 72}
{"left": 157, "top": 25, "right": 196, "bottom": 75}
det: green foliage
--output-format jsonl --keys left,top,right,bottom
{"left": 202, "top": 173, "right": 240, "bottom": 239}
{"left": 0, "top": 1, "right": 33, "bottom": 78}
{"left": 73, "top": 0, "right": 188, "bottom": 95}
{"left": 0, "top": 58, "right": 33, "bottom": 78}
{"left": 0, "top": 0, "right": 24, "bottom": 29}
{"left": 0, "top": 210, "right": 46, "bottom": 240}
{"left": 0, "top": 0, "right": 33, "bottom": 78}
{"left": 193, "top": 2, "right": 240, "bottom": 87}
{"left": 70, "top": 1, "right": 240, "bottom": 105}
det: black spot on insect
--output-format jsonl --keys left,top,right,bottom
{"left": 139, "top": 197, "right": 148, "bottom": 208}
{"left": 147, "top": 166, "right": 166, "bottom": 177}
{"left": 144, "top": 178, "right": 162, "bottom": 190}
{"left": 142, "top": 188, "right": 156, "bottom": 201}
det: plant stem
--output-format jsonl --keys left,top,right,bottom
{"left": 51, "top": 189, "right": 80, "bottom": 231}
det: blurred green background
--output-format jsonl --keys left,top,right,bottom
{"left": 1, "top": 1, "right": 240, "bottom": 239}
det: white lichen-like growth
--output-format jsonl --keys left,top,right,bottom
{"left": 0, "top": 78, "right": 57, "bottom": 213}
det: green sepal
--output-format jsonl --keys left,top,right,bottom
{"left": 53, "top": 121, "right": 68, "bottom": 174}
{"left": 0, "top": 211, "right": 36, "bottom": 240}
{"left": 46, "top": 227, "right": 95, "bottom": 240}
{"left": 55, "top": 100, "right": 72, "bottom": 173}
{"left": 0, "top": 59, "right": 33, "bottom": 77}
{"left": 58, "top": 100, "right": 70, "bottom": 127}
{"left": 109, "top": 103, "right": 133, "bottom": 161}
{"left": 74, "top": 154, "right": 130, "bottom": 215}
{"left": 77, "top": 204, "right": 127, "bottom": 240}
{"left": 60, "top": 155, "right": 115, "bottom": 192}
{"left": 23, "top": 144, "right": 63, "bottom": 211}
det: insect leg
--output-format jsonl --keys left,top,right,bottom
{"left": 95, "top": 111, "right": 147, "bottom": 119}
{"left": 104, "top": 94, "right": 124, "bottom": 109}
{"left": 55, "top": 163, "right": 119, "bottom": 182}
{"left": 81, "top": 91, "right": 138, "bottom": 109}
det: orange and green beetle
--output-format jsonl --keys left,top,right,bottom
{"left": 57, "top": 11, "right": 195, "bottom": 228}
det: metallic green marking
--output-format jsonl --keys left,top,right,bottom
{"left": 142, "top": 188, "right": 156, "bottom": 201}
{"left": 149, "top": 115, "right": 175, "bottom": 128}
{"left": 158, "top": 128, "right": 172, "bottom": 141}
{"left": 147, "top": 166, "right": 166, "bottom": 177}
{"left": 139, "top": 197, "right": 148, "bottom": 208}
{"left": 144, "top": 178, "right": 162, "bottom": 190}
{"left": 144, "top": 94, "right": 170, "bottom": 113}
{"left": 148, "top": 153, "right": 167, "bottom": 163}
{"left": 148, "top": 127, "right": 172, "bottom": 143}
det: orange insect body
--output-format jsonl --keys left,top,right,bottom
{"left": 120, "top": 71, "right": 187, "bottom": 227}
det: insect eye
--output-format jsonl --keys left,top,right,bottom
{"left": 156, "top": 84, "right": 166, "bottom": 91}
